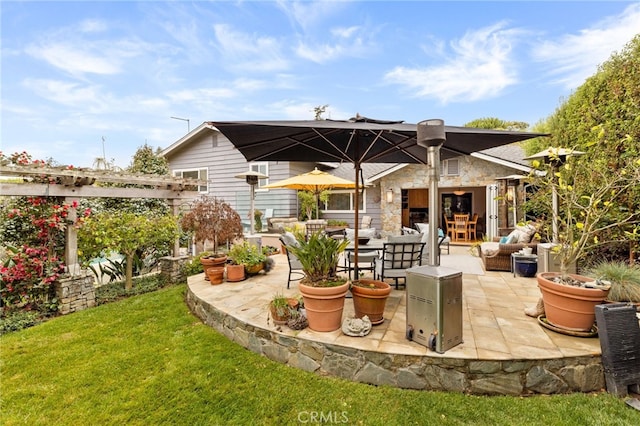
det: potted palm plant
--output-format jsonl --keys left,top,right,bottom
{"left": 284, "top": 232, "right": 349, "bottom": 332}
{"left": 526, "top": 147, "right": 640, "bottom": 331}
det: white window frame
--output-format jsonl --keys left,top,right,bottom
{"left": 250, "top": 162, "right": 269, "bottom": 190}
{"left": 173, "top": 168, "right": 208, "bottom": 193}
{"left": 322, "top": 189, "right": 367, "bottom": 213}
{"left": 440, "top": 158, "right": 460, "bottom": 176}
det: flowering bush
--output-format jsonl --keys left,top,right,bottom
{"left": 1, "top": 152, "right": 91, "bottom": 313}
{"left": 1, "top": 245, "right": 65, "bottom": 309}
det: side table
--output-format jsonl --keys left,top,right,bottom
{"left": 511, "top": 253, "right": 538, "bottom": 277}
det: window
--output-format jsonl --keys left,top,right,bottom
{"left": 440, "top": 158, "right": 460, "bottom": 176}
{"left": 323, "top": 190, "right": 365, "bottom": 213}
{"left": 250, "top": 162, "right": 269, "bottom": 189}
{"left": 173, "top": 168, "right": 208, "bottom": 193}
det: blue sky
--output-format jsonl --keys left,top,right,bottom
{"left": 2, "top": 1, "right": 639, "bottom": 169}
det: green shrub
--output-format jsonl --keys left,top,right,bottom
{"left": 587, "top": 261, "right": 640, "bottom": 302}
{"left": 95, "top": 273, "right": 171, "bottom": 305}
{"left": 0, "top": 310, "right": 41, "bottom": 335}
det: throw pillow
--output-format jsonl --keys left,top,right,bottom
{"left": 402, "top": 226, "right": 417, "bottom": 235}
{"left": 500, "top": 236, "right": 509, "bottom": 244}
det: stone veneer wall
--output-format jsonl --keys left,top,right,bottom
{"left": 186, "top": 286, "right": 605, "bottom": 396}
{"left": 55, "top": 271, "right": 95, "bottom": 314}
{"left": 381, "top": 156, "right": 518, "bottom": 236}
{"left": 159, "top": 255, "right": 189, "bottom": 284}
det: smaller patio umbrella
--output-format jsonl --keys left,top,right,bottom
{"left": 262, "top": 168, "right": 358, "bottom": 219}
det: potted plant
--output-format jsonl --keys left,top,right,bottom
{"left": 350, "top": 274, "right": 391, "bottom": 325}
{"left": 180, "top": 196, "right": 243, "bottom": 279}
{"left": 586, "top": 261, "right": 640, "bottom": 308}
{"left": 526, "top": 147, "right": 640, "bottom": 331}
{"left": 268, "top": 292, "right": 300, "bottom": 325}
{"left": 284, "top": 232, "right": 350, "bottom": 332}
{"left": 228, "top": 241, "right": 268, "bottom": 277}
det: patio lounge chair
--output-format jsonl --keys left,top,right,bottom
{"left": 375, "top": 237, "right": 425, "bottom": 289}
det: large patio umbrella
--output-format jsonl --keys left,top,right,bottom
{"left": 210, "top": 116, "right": 546, "bottom": 271}
{"left": 262, "top": 167, "right": 358, "bottom": 219}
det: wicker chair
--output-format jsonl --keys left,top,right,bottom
{"left": 479, "top": 238, "right": 539, "bottom": 271}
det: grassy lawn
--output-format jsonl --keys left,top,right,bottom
{"left": 1, "top": 285, "right": 637, "bottom": 425}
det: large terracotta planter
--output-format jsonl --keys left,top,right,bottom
{"left": 351, "top": 279, "right": 391, "bottom": 325}
{"left": 537, "top": 272, "right": 609, "bottom": 331}
{"left": 206, "top": 266, "right": 225, "bottom": 285}
{"left": 299, "top": 281, "right": 349, "bottom": 332}
{"left": 226, "top": 264, "right": 245, "bottom": 282}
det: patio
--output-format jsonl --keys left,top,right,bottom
{"left": 186, "top": 243, "right": 605, "bottom": 396}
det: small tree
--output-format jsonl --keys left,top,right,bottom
{"left": 526, "top": 146, "right": 640, "bottom": 281}
{"left": 180, "top": 196, "right": 243, "bottom": 254}
{"left": 79, "top": 212, "right": 179, "bottom": 290}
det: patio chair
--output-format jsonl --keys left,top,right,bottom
{"left": 305, "top": 219, "right": 327, "bottom": 238}
{"left": 279, "top": 235, "right": 304, "bottom": 289}
{"left": 375, "top": 241, "right": 425, "bottom": 289}
{"left": 453, "top": 213, "right": 469, "bottom": 242}
{"left": 361, "top": 215, "right": 372, "bottom": 229}
{"left": 467, "top": 213, "right": 478, "bottom": 241}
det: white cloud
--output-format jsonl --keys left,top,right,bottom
{"left": 384, "top": 22, "right": 523, "bottom": 104}
{"left": 531, "top": 3, "right": 640, "bottom": 89}
{"left": 275, "top": 0, "right": 347, "bottom": 32}
{"left": 295, "top": 25, "right": 372, "bottom": 63}
{"left": 212, "top": 24, "right": 289, "bottom": 72}
{"left": 26, "top": 42, "right": 122, "bottom": 76}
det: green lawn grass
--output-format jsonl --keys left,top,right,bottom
{"left": 1, "top": 285, "right": 637, "bottom": 425}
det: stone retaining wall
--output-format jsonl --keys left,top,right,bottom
{"left": 186, "top": 286, "right": 605, "bottom": 395}
{"left": 159, "top": 255, "right": 189, "bottom": 284}
{"left": 55, "top": 271, "right": 95, "bottom": 314}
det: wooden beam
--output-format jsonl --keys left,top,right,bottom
{"left": 0, "top": 183, "right": 199, "bottom": 200}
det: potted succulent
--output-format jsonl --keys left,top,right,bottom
{"left": 526, "top": 147, "right": 640, "bottom": 331}
{"left": 268, "top": 292, "right": 300, "bottom": 325}
{"left": 180, "top": 196, "right": 243, "bottom": 280}
{"left": 350, "top": 275, "right": 391, "bottom": 326}
{"left": 284, "top": 232, "right": 349, "bottom": 332}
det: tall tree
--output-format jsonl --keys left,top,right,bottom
{"left": 524, "top": 35, "right": 640, "bottom": 262}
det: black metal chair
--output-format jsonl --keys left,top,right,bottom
{"left": 279, "top": 236, "right": 304, "bottom": 289}
{"left": 374, "top": 242, "right": 425, "bottom": 289}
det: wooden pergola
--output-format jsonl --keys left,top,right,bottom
{"left": 0, "top": 165, "right": 204, "bottom": 275}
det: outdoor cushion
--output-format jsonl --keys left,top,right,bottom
{"left": 281, "top": 231, "right": 299, "bottom": 248}
{"left": 402, "top": 226, "right": 418, "bottom": 235}
{"left": 345, "top": 227, "right": 376, "bottom": 241}
{"left": 388, "top": 234, "right": 422, "bottom": 243}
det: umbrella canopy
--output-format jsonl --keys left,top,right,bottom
{"left": 211, "top": 116, "right": 547, "bottom": 269}
{"left": 262, "top": 167, "right": 357, "bottom": 192}
{"left": 263, "top": 168, "right": 358, "bottom": 219}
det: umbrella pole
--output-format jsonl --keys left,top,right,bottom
{"left": 353, "top": 163, "right": 360, "bottom": 278}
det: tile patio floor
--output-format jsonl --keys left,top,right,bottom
{"left": 188, "top": 243, "right": 601, "bottom": 361}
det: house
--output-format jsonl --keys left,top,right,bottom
{"left": 161, "top": 122, "right": 533, "bottom": 240}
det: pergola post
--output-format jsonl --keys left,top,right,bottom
{"left": 64, "top": 196, "right": 81, "bottom": 276}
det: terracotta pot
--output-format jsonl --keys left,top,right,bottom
{"left": 299, "top": 281, "right": 349, "bottom": 332}
{"left": 201, "top": 255, "right": 227, "bottom": 280}
{"left": 226, "top": 264, "right": 245, "bottom": 282}
{"left": 206, "top": 266, "right": 225, "bottom": 285}
{"left": 351, "top": 279, "right": 391, "bottom": 325}
{"left": 537, "top": 272, "right": 609, "bottom": 331}
{"left": 270, "top": 298, "right": 300, "bottom": 325}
